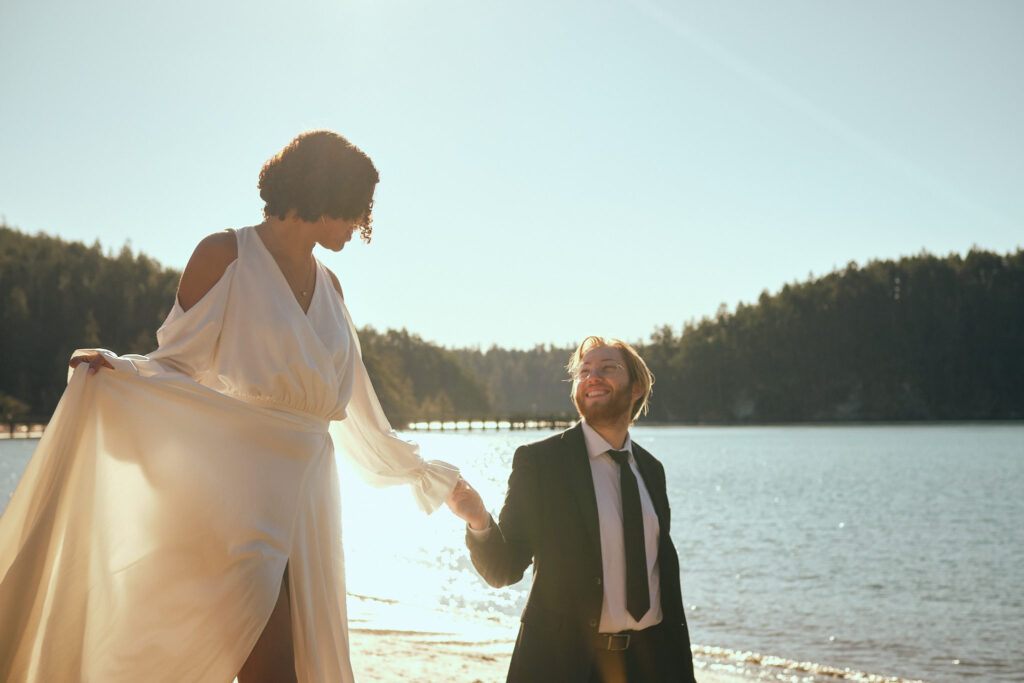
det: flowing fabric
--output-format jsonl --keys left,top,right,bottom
{"left": 0, "top": 226, "right": 459, "bottom": 682}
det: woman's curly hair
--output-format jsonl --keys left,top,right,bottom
{"left": 258, "top": 131, "right": 379, "bottom": 242}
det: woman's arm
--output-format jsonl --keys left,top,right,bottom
{"left": 176, "top": 231, "right": 237, "bottom": 312}
{"left": 70, "top": 231, "right": 238, "bottom": 376}
{"left": 325, "top": 268, "right": 459, "bottom": 513}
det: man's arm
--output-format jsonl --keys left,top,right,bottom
{"left": 448, "top": 446, "right": 539, "bottom": 588}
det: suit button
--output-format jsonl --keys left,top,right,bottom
{"left": 589, "top": 619, "right": 598, "bottom": 628}
{"left": 594, "top": 577, "right": 602, "bottom": 586}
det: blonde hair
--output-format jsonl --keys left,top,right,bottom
{"left": 566, "top": 336, "right": 654, "bottom": 423}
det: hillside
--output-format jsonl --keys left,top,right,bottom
{"left": 3, "top": 223, "right": 1021, "bottom": 424}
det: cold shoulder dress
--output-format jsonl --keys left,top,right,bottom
{"left": 0, "top": 225, "right": 459, "bottom": 682}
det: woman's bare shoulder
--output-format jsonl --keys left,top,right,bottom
{"left": 324, "top": 266, "right": 344, "bottom": 300}
{"left": 193, "top": 230, "right": 239, "bottom": 260}
{"left": 177, "top": 230, "right": 239, "bottom": 311}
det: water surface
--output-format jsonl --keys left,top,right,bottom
{"left": 4, "top": 424, "right": 1022, "bottom": 682}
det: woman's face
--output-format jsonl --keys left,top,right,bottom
{"left": 316, "top": 216, "right": 359, "bottom": 252}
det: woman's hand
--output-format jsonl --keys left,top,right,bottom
{"left": 446, "top": 477, "right": 490, "bottom": 531}
{"left": 69, "top": 351, "right": 114, "bottom": 376}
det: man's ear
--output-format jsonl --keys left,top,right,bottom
{"left": 631, "top": 381, "right": 644, "bottom": 402}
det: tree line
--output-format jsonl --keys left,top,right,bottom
{"left": 2, "top": 223, "right": 1021, "bottom": 425}
{"left": 641, "top": 249, "right": 1023, "bottom": 421}
{"left": 1, "top": 226, "right": 181, "bottom": 418}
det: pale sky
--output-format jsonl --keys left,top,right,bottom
{"left": 2, "top": 0, "right": 1021, "bottom": 349}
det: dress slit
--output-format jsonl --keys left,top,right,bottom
{"left": 237, "top": 563, "right": 297, "bottom": 683}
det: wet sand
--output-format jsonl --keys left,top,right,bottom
{"left": 348, "top": 628, "right": 751, "bottom": 683}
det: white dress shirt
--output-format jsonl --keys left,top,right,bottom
{"left": 467, "top": 422, "right": 664, "bottom": 632}
{"left": 580, "top": 420, "right": 663, "bottom": 633}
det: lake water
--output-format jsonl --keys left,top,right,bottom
{"left": 3, "top": 424, "right": 1022, "bottom": 682}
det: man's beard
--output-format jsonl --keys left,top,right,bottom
{"left": 576, "top": 383, "right": 634, "bottom": 425}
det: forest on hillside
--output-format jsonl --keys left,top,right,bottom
{"left": 2, "top": 223, "right": 1022, "bottom": 425}
{"left": 642, "top": 249, "right": 1024, "bottom": 421}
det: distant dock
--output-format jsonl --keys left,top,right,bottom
{"left": 3, "top": 416, "right": 578, "bottom": 438}
{"left": 1, "top": 421, "right": 47, "bottom": 439}
{"left": 404, "top": 416, "right": 575, "bottom": 431}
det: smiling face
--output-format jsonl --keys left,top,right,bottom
{"left": 572, "top": 345, "right": 644, "bottom": 426}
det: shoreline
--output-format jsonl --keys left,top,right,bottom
{"left": 348, "top": 628, "right": 925, "bottom": 683}
{"left": 345, "top": 595, "right": 926, "bottom": 683}
{"left": 348, "top": 628, "right": 754, "bottom": 683}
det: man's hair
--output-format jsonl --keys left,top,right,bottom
{"left": 566, "top": 336, "right": 654, "bottom": 423}
{"left": 258, "top": 130, "right": 379, "bottom": 242}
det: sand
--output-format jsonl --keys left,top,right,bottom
{"left": 348, "top": 628, "right": 750, "bottom": 683}
{"left": 349, "top": 628, "right": 512, "bottom": 682}
{"left": 343, "top": 594, "right": 755, "bottom": 683}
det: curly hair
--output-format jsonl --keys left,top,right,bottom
{"left": 258, "top": 131, "right": 379, "bottom": 242}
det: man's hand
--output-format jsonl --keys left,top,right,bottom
{"left": 446, "top": 477, "right": 490, "bottom": 531}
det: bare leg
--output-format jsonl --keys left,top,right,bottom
{"left": 237, "top": 565, "right": 297, "bottom": 683}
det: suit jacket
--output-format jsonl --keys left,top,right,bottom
{"left": 466, "top": 423, "right": 697, "bottom": 682}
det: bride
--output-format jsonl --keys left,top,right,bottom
{"left": 0, "top": 131, "right": 461, "bottom": 682}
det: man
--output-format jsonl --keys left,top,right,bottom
{"left": 447, "top": 336, "right": 698, "bottom": 683}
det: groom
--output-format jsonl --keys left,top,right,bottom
{"left": 448, "top": 336, "right": 698, "bottom": 683}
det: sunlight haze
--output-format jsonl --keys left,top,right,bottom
{"left": 1, "top": 0, "right": 1021, "bottom": 348}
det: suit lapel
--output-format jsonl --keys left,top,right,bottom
{"left": 560, "top": 428, "right": 667, "bottom": 564}
{"left": 560, "top": 423, "right": 602, "bottom": 558}
{"left": 632, "top": 442, "right": 670, "bottom": 536}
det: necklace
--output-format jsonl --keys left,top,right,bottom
{"left": 300, "top": 256, "right": 315, "bottom": 298}
{"left": 256, "top": 223, "right": 316, "bottom": 302}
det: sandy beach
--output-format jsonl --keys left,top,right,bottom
{"left": 349, "top": 628, "right": 751, "bottom": 683}
{"left": 342, "top": 594, "right": 923, "bottom": 683}
{"left": 349, "top": 628, "right": 512, "bottom": 683}
{"left": 344, "top": 594, "right": 751, "bottom": 683}
{"left": 344, "top": 600, "right": 926, "bottom": 683}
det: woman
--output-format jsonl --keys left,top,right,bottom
{"left": 0, "top": 131, "right": 460, "bottom": 682}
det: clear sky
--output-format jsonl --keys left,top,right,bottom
{"left": 2, "top": 0, "right": 1021, "bottom": 349}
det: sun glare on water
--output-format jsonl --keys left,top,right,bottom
{"left": 338, "top": 430, "right": 535, "bottom": 634}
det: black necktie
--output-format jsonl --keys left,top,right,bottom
{"left": 608, "top": 449, "right": 650, "bottom": 622}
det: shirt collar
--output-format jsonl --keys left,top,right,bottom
{"left": 580, "top": 420, "right": 633, "bottom": 461}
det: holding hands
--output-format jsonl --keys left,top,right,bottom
{"left": 446, "top": 477, "right": 490, "bottom": 531}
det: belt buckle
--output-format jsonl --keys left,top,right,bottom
{"left": 606, "top": 633, "right": 630, "bottom": 651}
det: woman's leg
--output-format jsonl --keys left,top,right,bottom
{"left": 237, "top": 565, "right": 297, "bottom": 683}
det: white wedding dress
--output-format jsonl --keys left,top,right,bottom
{"left": 0, "top": 226, "right": 459, "bottom": 682}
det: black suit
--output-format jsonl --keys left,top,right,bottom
{"left": 466, "top": 423, "right": 697, "bottom": 682}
